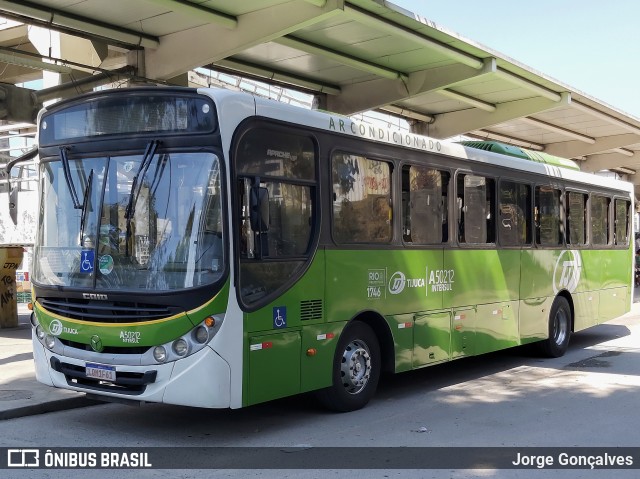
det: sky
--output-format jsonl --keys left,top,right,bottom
{"left": 391, "top": 0, "right": 640, "bottom": 118}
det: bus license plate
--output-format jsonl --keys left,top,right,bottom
{"left": 85, "top": 363, "right": 116, "bottom": 381}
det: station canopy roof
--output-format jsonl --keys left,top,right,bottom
{"left": 0, "top": 0, "right": 639, "bottom": 193}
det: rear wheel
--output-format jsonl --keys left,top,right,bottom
{"left": 538, "top": 296, "right": 572, "bottom": 357}
{"left": 315, "top": 322, "right": 380, "bottom": 412}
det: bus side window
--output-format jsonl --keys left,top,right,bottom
{"left": 566, "top": 191, "right": 586, "bottom": 246}
{"left": 590, "top": 194, "right": 610, "bottom": 246}
{"left": 614, "top": 199, "right": 630, "bottom": 246}
{"left": 458, "top": 173, "right": 495, "bottom": 244}
{"left": 402, "top": 165, "right": 449, "bottom": 244}
{"left": 535, "top": 186, "right": 563, "bottom": 246}
{"left": 332, "top": 153, "right": 392, "bottom": 244}
{"left": 499, "top": 181, "right": 531, "bottom": 246}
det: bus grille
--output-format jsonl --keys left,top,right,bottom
{"left": 38, "top": 297, "right": 177, "bottom": 323}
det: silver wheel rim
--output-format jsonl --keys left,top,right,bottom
{"left": 553, "top": 307, "right": 569, "bottom": 346}
{"left": 340, "top": 339, "right": 372, "bottom": 395}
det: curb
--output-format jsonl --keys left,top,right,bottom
{"left": 0, "top": 396, "right": 103, "bottom": 421}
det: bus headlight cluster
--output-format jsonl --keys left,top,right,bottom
{"left": 150, "top": 315, "right": 224, "bottom": 364}
{"left": 31, "top": 313, "right": 60, "bottom": 352}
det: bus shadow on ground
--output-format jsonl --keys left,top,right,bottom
{"left": 373, "top": 322, "right": 632, "bottom": 403}
{"left": 84, "top": 321, "right": 632, "bottom": 434}
{"left": 75, "top": 323, "right": 635, "bottom": 445}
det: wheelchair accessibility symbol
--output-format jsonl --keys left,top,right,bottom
{"left": 273, "top": 306, "right": 287, "bottom": 329}
{"left": 80, "top": 250, "right": 94, "bottom": 273}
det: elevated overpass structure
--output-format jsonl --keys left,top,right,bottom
{"left": 0, "top": 0, "right": 638, "bottom": 195}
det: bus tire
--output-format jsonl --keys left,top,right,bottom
{"left": 315, "top": 322, "right": 381, "bottom": 412}
{"left": 538, "top": 296, "right": 572, "bottom": 358}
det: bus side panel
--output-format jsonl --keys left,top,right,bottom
{"left": 451, "top": 307, "right": 475, "bottom": 358}
{"left": 599, "top": 287, "right": 629, "bottom": 323}
{"left": 325, "top": 249, "right": 444, "bottom": 320}
{"left": 475, "top": 300, "right": 520, "bottom": 355}
{"left": 518, "top": 249, "right": 558, "bottom": 343}
{"left": 519, "top": 296, "right": 552, "bottom": 344}
{"left": 572, "top": 291, "right": 599, "bottom": 332}
{"left": 242, "top": 253, "right": 326, "bottom": 334}
{"left": 596, "top": 249, "right": 632, "bottom": 323}
{"left": 300, "top": 321, "right": 345, "bottom": 393}
{"left": 325, "top": 248, "right": 444, "bottom": 373}
{"left": 443, "top": 249, "right": 520, "bottom": 355}
{"left": 579, "top": 249, "right": 602, "bottom": 294}
{"left": 247, "top": 330, "right": 301, "bottom": 405}
{"left": 579, "top": 249, "right": 630, "bottom": 325}
{"left": 413, "top": 310, "right": 451, "bottom": 368}
{"left": 519, "top": 249, "right": 559, "bottom": 297}
{"left": 598, "top": 248, "right": 633, "bottom": 289}
{"left": 388, "top": 313, "right": 418, "bottom": 372}
{"left": 241, "top": 252, "right": 326, "bottom": 405}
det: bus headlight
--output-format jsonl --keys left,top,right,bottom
{"left": 172, "top": 339, "right": 189, "bottom": 356}
{"left": 194, "top": 326, "right": 209, "bottom": 344}
{"left": 44, "top": 335, "right": 55, "bottom": 350}
{"left": 36, "top": 324, "right": 46, "bottom": 340}
{"left": 153, "top": 346, "right": 167, "bottom": 363}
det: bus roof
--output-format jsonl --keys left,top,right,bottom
{"left": 459, "top": 141, "right": 581, "bottom": 171}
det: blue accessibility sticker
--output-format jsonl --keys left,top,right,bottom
{"left": 273, "top": 306, "right": 287, "bottom": 329}
{"left": 80, "top": 250, "right": 94, "bottom": 273}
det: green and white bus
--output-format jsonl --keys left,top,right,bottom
{"left": 27, "top": 87, "right": 633, "bottom": 411}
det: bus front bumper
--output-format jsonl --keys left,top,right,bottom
{"left": 32, "top": 333, "right": 232, "bottom": 408}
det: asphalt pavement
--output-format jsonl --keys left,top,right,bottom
{"left": 2, "top": 294, "right": 640, "bottom": 421}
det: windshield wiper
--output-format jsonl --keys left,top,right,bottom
{"left": 125, "top": 140, "right": 160, "bottom": 220}
{"left": 79, "top": 169, "right": 93, "bottom": 247}
{"left": 59, "top": 146, "right": 82, "bottom": 209}
{"left": 124, "top": 140, "right": 160, "bottom": 256}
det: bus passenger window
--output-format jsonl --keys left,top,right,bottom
{"left": 402, "top": 165, "right": 449, "bottom": 244}
{"left": 566, "top": 192, "right": 586, "bottom": 246}
{"left": 499, "top": 181, "right": 531, "bottom": 246}
{"left": 458, "top": 174, "right": 495, "bottom": 244}
{"left": 614, "top": 199, "right": 630, "bottom": 246}
{"left": 590, "top": 195, "right": 610, "bottom": 246}
{"left": 535, "top": 186, "right": 563, "bottom": 246}
{"left": 332, "top": 153, "right": 392, "bottom": 244}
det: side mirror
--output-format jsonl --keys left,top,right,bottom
{"left": 8, "top": 185, "right": 18, "bottom": 225}
{"left": 5, "top": 146, "right": 38, "bottom": 226}
{"left": 249, "top": 186, "right": 269, "bottom": 232}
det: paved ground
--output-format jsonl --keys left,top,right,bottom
{"left": 2, "top": 293, "right": 640, "bottom": 421}
{"left": 0, "top": 303, "right": 97, "bottom": 420}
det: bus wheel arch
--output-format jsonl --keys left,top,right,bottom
{"left": 558, "top": 290, "right": 575, "bottom": 333}
{"left": 351, "top": 310, "right": 395, "bottom": 374}
{"left": 538, "top": 293, "right": 573, "bottom": 358}
{"left": 315, "top": 311, "right": 392, "bottom": 412}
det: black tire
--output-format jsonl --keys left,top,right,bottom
{"left": 315, "top": 322, "right": 381, "bottom": 412}
{"left": 538, "top": 296, "right": 572, "bottom": 358}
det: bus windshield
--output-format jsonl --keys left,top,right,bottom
{"left": 33, "top": 151, "right": 225, "bottom": 291}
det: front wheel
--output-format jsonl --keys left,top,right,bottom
{"left": 314, "top": 322, "right": 381, "bottom": 412}
{"left": 538, "top": 296, "right": 572, "bottom": 358}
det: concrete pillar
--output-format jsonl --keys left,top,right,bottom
{"left": 0, "top": 246, "right": 24, "bottom": 328}
{"left": 409, "top": 119, "right": 431, "bottom": 137}
{"left": 312, "top": 93, "right": 327, "bottom": 111}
